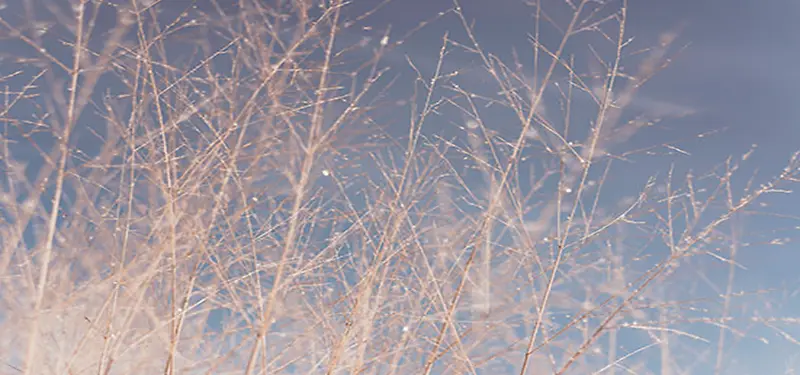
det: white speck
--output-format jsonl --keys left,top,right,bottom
{"left": 251, "top": 196, "right": 258, "bottom": 202}
{"left": 322, "top": 169, "right": 330, "bottom": 177}
{"left": 563, "top": 187, "right": 572, "bottom": 194}
{"left": 402, "top": 326, "right": 409, "bottom": 332}
{"left": 33, "top": 23, "right": 49, "bottom": 37}
{"left": 380, "top": 35, "right": 389, "bottom": 46}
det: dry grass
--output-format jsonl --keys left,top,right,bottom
{"left": 0, "top": 0, "right": 798, "bottom": 374}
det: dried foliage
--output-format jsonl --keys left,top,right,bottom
{"left": 0, "top": 0, "right": 798, "bottom": 374}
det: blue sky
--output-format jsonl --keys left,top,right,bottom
{"left": 2, "top": 0, "right": 798, "bottom": 373}
{"left": 305, "top": 1, "right": 800, "bottom": 372}
{"left": 309, "top": 1, "right": 800, "bottom": 372}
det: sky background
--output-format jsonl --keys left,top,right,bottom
{"left": 332, "top": 0, "right": 800, "bottom": 283}
{"left": 388, "top": 2, "right": 800, "bottom": 372}
{"left": 289, "top": 1, "right": 800, "bottom": 372}
{"left": 1, "top": 0, "right": 798, "bottom": 373}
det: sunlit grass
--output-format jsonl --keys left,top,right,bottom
{"left": 0, "top": 0, "right": 798, "bottom": 374}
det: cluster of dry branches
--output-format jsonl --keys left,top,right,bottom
{"left": 0, "top": 0, "right": 798, "bottom": 374}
